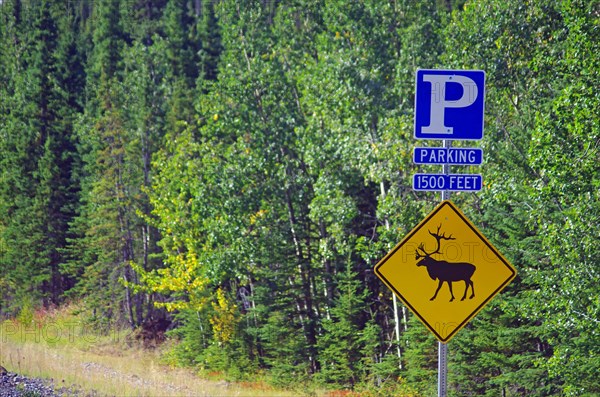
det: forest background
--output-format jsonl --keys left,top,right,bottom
{"left": 0, "top": 0, "right": 598, "bottom": 396}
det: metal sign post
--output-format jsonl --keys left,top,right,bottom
{"left": 438, "top": 139, "right": 451, "bottom": 397}
{"left": 438, "top": 341, "right": 448, "bottom": 396}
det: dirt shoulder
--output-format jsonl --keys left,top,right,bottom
{"left": 0, "top": 320, "right": 301, "bottom": 397}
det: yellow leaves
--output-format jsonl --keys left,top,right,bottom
{"left": 213, "top": 114, "right": 219, "bottom": 121}
{"left": 335, "top": 31, "right": 353, "bottom": 42}
{"left": 137, "top": 247, "right": 239, "bottom": 343}
{"left": 370, "top": 142, "right": 379, "bottom": 154}
{"left": 139, "top": 247, "right": 209, "bottom": 312}
{"left": 260, "top": 51, "right": 277, "bottom": 60}
{"left": 209, "top": 288, "right": 239, "bottom": 345}
{"left": 249, "top": 209, "right": 267, "bottom": 225}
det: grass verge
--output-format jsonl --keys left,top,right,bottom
{"left": 0, "top": 305, "right": 310, "bottom": 397}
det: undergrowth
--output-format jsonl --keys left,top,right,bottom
{"left": 0, "top": 304, "right": 420, "bottom": 396}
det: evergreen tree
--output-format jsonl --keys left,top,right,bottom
{"left": 68, "top": 0, "right": 141, "bottom": 327}
{"left": 0, "top": 0, "right": 81, "bottom": 309}
{"left": 197, "top": 0, "right": 222, "bottom": 82}
{"left": 317, "top": 263, "right": 371, "bottom": 387}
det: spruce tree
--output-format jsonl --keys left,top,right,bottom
{"left": 68, "top": 0, "right": 139, "bottom": 327}
{"left": 0, "top": 0, "right": 81, "bottom": 309}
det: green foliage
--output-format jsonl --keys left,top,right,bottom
{"left": 317, "top": 263, "right": 368, "bottom": 387}
{"left": 402, "top": 315, "right": 438, "bottom": 396}
{"left": 258, "top": 310, "right": 312, "bottom": 388}
{"left": 525, "top": 2, "right": 600, "bottom": 393}
{"left": 1, "top": 0, "right": 598, "bottom": 395}
{"left": 0, "top": 0, "right": 81, "bottom": 309}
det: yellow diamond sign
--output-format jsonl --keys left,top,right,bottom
{"left": 374, "top": 200, "right": 517, "bottom": 343}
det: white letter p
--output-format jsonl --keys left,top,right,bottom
{"left": 421, "top": 74, "right": 478, "bottom": 135}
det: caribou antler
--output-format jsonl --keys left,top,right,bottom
{"left": 415, "top": 243, "right": 429, "bottom": 259}
{"left": 415, "top": 225, "right": 455, "bottom": 258}
{"left": 429, "top": 224, "right": 455, "bottom": 242}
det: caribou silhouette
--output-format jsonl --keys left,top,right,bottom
{"left": 415, "top": 225, "right": 476, "bottom": 302}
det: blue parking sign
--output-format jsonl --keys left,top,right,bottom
{"left": 414, "top": 70, "right": 485, "bottom": 140}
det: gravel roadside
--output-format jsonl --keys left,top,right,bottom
{"left": 0, "top": 370, "right": 94, "bottom": 397}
